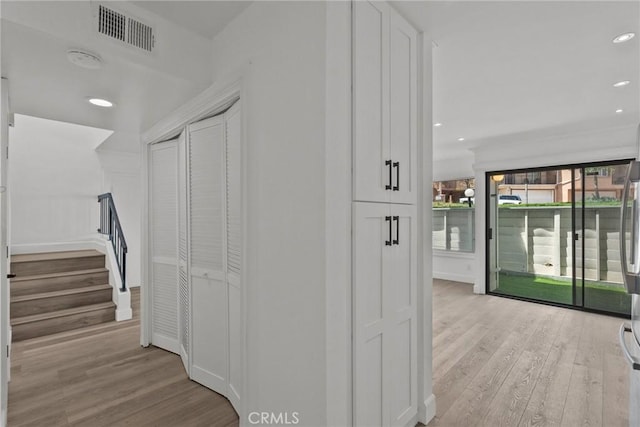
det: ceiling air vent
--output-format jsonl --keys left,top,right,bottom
{"left": 97, "top": 5, "right": 155, "bottom": 53}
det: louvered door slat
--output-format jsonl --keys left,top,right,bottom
{"left": 226, "top": 103, "right": 242, "bottom": 279}
{"left": 150, "top": 142, "right": 179, "bottom": 353}
{"left": 188, "top": 115, "right": 228, "bottom": 396}
{"left": 177, "top": 132, "right": 190, "bottom": 372}
{"left": 225, "top": 101, "right": 242, "bottom": 411}
{"left": 189, "top": 118, "right": 225, "bottom": 275}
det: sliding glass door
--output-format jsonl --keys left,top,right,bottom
{"left": 487, "top": 161, "right": 631, "bottom": 316}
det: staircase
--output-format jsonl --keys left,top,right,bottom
{"left": 10, "top": 250, "right": 116, "bottom": 341}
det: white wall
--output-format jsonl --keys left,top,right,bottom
{"left": 433, "top": 251, "right": 475, "bottom": 283}
{"left": 98, "top": 149, "right": 142, "bottom": 287}
{"left": 9, "top": 115, "right": 111, "bottom": 247}
{"left": 211, "top": 2, "right": 328, "bottom": 424}
{"left": 433, "top": 152, "right": 475, "bottom": 181}
{"left": 324, "top": 2, "right": 352, "bottom": 425}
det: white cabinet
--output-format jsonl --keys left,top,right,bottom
{"left": 353, "top": 0, "right": 417, "bottom": 205}
{"left": 353, "top": 202, "right": 417, "bottom": 427}
{"left": 353, "top": 2, "right": 419, "bottom": 425}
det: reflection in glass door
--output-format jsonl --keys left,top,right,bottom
{"left": 487, "top": 162, "right": 631, "bottom": 316}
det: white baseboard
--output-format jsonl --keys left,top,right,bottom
{"left": 114, "top": 287, "right": 132, "bottom": 321}
{"left": 433, "top": 271, "right": 474, "bottom": 284}
{"left": 116, "top": 306, "right": 133, "bottom": 321}
{"left": 419, "top": 394, "right": 436, "bottom": 425}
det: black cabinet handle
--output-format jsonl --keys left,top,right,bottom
{"left": 7, "top": 273, "right": 15, "bottom": 279}
{"left": 393, "top": 162, "right": 400, "bottom": 191}
{"left": 385, "top": 216, "right": 392, "bottom": 246}
{"left": 385, "top": 160, "right": 392, "bottom": 190}
{"left": 393, "top": 216, "right": 399, "bottom": 245}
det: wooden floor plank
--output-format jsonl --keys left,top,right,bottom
{"left": 480, "top": 309, "right": 566, "bottom": 427}
{"left": 8, "top": 288, "right": 239, "bottom": 427}
{"left": 518, "top": 310, "right": 583, "bottom": 427}
{"left": 429, "top": 279, "right": 631, "bottom": 427}
{"left": 8, "top": 281, "right": 632, "bottom": 427}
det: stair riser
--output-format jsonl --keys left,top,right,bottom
{"left": 10, "top": 271, "right": 109, "bottom": 297}
{"left": 12, "top": 307, "right": 115, "bottom": 342}
{"left": 11, "top": 288, "right": 112, "bottom": 318}
{"left": 11, "top": 256, "right": 105, "bottom": 276}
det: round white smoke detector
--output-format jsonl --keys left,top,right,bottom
{"left": 67, "top": 49, "right": 103, "bottom": 70}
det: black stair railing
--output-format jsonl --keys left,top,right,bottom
{"left": 98, "top": 193, "right": 127, "bottom": 291}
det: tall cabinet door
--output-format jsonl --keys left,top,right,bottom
{"left": 353, "top": 2, "right": 417, "bottom": 204}
{"left": 225, "top": 101, "right": 243, "bottom": 411}
{"left": 388, "top": 205, "right": 417, "bottom": 425}
{"left": 353, "top": 202, "right": 391, "bottom": 427}
{"left": 388, "top": 11, "right": 417, "bottom": 205}
{"left": 353, "top": 203, "right": 417, "bottom": 427}
{"left": 149, "top": 141, "right": 179, "bottom": 354}
{"left": 353, "top": 0, "right": 390, "bottom": 203}
{"left": 188, "top": 115, "right": 228, "bottom": 395}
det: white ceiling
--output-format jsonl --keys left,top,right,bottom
{"left": 131, "top": 1, "right": 252, "bottom": 39}
{"left": 1, "top": 1, "right": 638, "bottom": 158}
{"left": 0, "top": 0, "right": 246, "bottom": 151}
{"left": 394, "top": 1, "right": 640, "bottom": 162}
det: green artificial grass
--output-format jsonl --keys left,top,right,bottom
{"left": 493, "top": 273, "right": 631, "bottom": 315}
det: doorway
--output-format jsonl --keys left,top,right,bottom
{"left": 486, "top": 161, "right": 632, "bottom": 316}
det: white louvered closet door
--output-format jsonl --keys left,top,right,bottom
{"left": 177, "top": 131, "right": 190, "bottom": 373}
{"left": 225, "top": 101, "right": 242, "bottom": 412}
{"left": 149, "top": 140, "right": 179, "bottom": 354}
{"left": 188, "top": 115, "right": 228, "bottom": 395}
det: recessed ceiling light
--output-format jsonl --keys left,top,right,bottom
{"left": 616, "top": 109, "right": 624, "bottom": 114}
{"left": 88, "top": 98, "right": 113, "bottom": 107}
{"left": 457, "top": 137, "right": 465, "bottom": 141}
{"left": 613, "top": 80, "right": 630, "bottom": 87}
{"left": 434, "top": 123, "right": 442, "bottom": 127}
{"left": 613, "top": 32, "right": 635, "bottom": 44}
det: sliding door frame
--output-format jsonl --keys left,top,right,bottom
{"left": 485, "top": 158, "right": 633, "bottom": 318}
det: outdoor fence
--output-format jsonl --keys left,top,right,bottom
{"left": 433, "top": 205, "right": 626, "bottom": 286}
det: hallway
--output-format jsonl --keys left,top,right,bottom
{"left": 7, "top": 289, "right": 239, "bottom": 426}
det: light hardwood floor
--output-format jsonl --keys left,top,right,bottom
{"left": 429, "top": 279, "right": 629, "bottom": 427}
{"left": 7, "top": 288, "right": 239, "bottom": 427}
{"left": 8, "top": 281, "right": 631, "bottom": 426}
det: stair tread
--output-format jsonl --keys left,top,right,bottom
{"left": 12, "top": 284, "right": 112, "bottom": 303}
{"left": 11, "top": 302, "right": 116, "bottom": 325}
{"left": 10, "top": 268, "right": 108, "bottom": 282}
{"left": 11, "top": 250, "right": 104, "bottom": 264}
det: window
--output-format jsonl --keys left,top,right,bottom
{"left": 433, "top": 178, "right": 475, "bottom": 253}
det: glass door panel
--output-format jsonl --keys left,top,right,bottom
{"left": 488, "top": 168, "right": 574, "bottom": 305}
{"left": 581, "top": 165, "right": 631, "bottom": 315}
{"left": 487, "top": 162, "right": 631, "bottom": 316}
